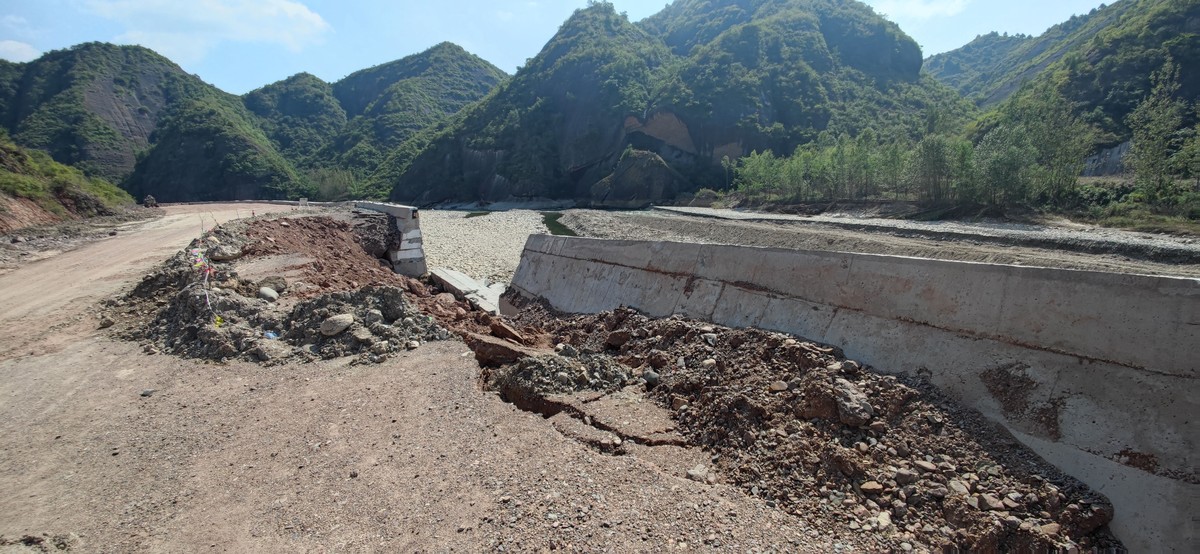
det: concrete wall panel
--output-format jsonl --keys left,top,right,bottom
{"left": 510, "top": 234, "right": 1199, "bottom": 552}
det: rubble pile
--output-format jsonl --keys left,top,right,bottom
{"left": 483, "top": 346, "right": 634, "bottom": 414}
{"left": 106, "top": 216, "right": 450, "bottom": 364}
{"left": 508, "top": 304, "right": 1121, "bottom": 552}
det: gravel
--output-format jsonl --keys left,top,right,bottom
{"left": 420, "top": 210, "right": 549, "bottom": 284}
{"left": 560, "top": 209, "right": 1200, "bottom": 277}
{"left": 659, "top": 206, "right": 1200, "bottom": 262}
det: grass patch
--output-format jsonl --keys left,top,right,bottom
{"left": 1086, "top": 213, "right": 1200, "bottom": 235}
{"left": 541, "top": 212, "right": 578, "bottom": 236}
{"left": 464, "top": 211, "right": 491, "bottom": 218}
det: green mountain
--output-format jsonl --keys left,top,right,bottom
{"left": 0, "top": 41, "right": 507, "bottom": 202}
{"left": 374, "top": 0, "right": 972, "bottom": 205}
{"left": 242, "top": 72, "right": 346, "bottom": 164}
{"left": 320, "top": 42, "right": 507, "bottom": 182}
{"left": 0, "top": 42, "right": 308, "bottom": 202}
{"left": 922, "top": 32, "right": 1034, "bottom": 102}
{"left": 0, "top": 132, "right": 132, "bottom": 232}
{"left": 930, "top": 0, "right": 1200, "bottom": 144}
{"left": 123, "top": 97, "right": 303, "bottom": 202}
{"left": 0, "top": 42, "right": 226, "bottom": 182}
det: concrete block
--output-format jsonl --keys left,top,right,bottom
{"left": 431, "top": 268, "right": 501, "bottom": 314}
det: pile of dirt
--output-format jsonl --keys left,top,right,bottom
{"left": 504, "top": 303, "right": 1121, "bottom": 552}
{"left": 106, "top": 215, "right": 453, "bottom": 364}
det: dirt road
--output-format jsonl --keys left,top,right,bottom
{"left": 0, "top": 205, "right": 870, "bottom": 551}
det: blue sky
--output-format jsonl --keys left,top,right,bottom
{"left": 0, "top": 0, "right": 1109, "bottom": 95}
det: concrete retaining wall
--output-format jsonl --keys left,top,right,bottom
{"left": 510, "top": 234, "right": 1199, "bottom": 552}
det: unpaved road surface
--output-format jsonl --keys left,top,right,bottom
{"left": 0, "top": 204, "right": 871, "bottom": 551}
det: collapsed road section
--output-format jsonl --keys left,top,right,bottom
{"left": 507, "top": 234, "right": 1199, "bottom": 552}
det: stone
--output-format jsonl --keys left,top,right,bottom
{"left": 370, "top": 341, "right": 390, "bottom": 355}
{"left": 140, "top": 389, "right": 156, "bottom": 397}
{"left": 671, "top": 396, "right": 689, "bottom": 410}
{"left": 701, "top": 333, "right": 717, "bottom": 346}
{"left": 981, "top": 493, "right": 1005, "bottom": 511}
{"left": 98, "top": 316, "right": 115, "bottom": 329}
{"left": 834, "top": 378, "right": 874, "bottom": 426}
{"left": 406, "top": 340, "right": 421, "bottom": 350}
{"left": 252, "top": 340, "right": 293, "bottom": 362}
{"left": 605, "top": 330, "right": 632, "bottom": 348}
{"left": 914, "top": 460, "right": 938, "bottom": 473}
{"left": 876, "top": 511, "right": 892, "bottom": 530}
{"left": 769, "top": 380, "right": 789, "bottom": 392}
{"left": 207, "top": 244, "right": 243, "bottom": 262}
{"left": 1039, "top": 523, "right": 1061, "bottom": 536}
{"left": 490, "top": 320, "right": 526, "bottom": 343}
{"left": 364, "top": 309, "right": 385, "bottom": 325}
{"left": 351, "top": 326, "right": 374, "bottom": 344}
{"left": 258, "top": 287, "right": 280, "bottom": 302}
{"left": 701, "top": 358, "right": 717, "bottom": 368}
{"left": 642, "top": 369, "right": 660, "bottom": 388}
{"left": 860, "top": 481, "right": 884, "bottom": 494}
{"left": 259, "top": 276, "right": 288, "bottom": 293}
{"left": 894, "top": 469, "right": 918, "bottom": 485}
{"left": 868, "top": 421, "right": 887, "bottom": 433}
{"left": 320, "top": 314, "right": 355, "bottom": 336}
{"left": 686, "top": 465, "right": 709, "bottom": 483}
{"left": 948, "top": 480, "right": 970, "bottom": 496}
{"left": 783, "top": 339, "right": 797, "bottom": 346}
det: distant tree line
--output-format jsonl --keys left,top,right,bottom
{"left": 729, "top": 60, "right": 1199, "bottom": 219}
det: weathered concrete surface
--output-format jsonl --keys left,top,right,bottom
{"left": 431, "top": 268, "right": 503, "bottom": 314}
{"left": 354, "top": 201, "right": 427, "bottom": 276}
{"left": 510, "top": 234, "right": 1200, "bottom": 552}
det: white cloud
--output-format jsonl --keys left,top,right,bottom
{"left": 83, "top": 0, "right": 329, "bottom": 62}
{"left": 0, "top": 40, "right": 40, "bottom": 62}
{"left": 869, "top": 0, "right": 969, "bottom": 20}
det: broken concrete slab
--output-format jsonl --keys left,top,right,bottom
{"left": 431, "top": 267, "right": 503, "bottom": 314}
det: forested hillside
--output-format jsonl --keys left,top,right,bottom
{"left": 0, "top": 41, "right": 506, "bottom": 202}
{"left": 378, "top": 0, "right": 974, "bottom": 206}
{"left": 929, "top": 0, "right": 1199, "bottom": 145}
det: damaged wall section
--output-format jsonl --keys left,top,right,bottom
{"left": 354, "top": 202, "right": 427, "bottom": 276}
{"left": 508, "top": 234, "right": 1199, "bottom": 553}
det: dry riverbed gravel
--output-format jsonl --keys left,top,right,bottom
{"left": 419, "top": 210, "right": 549, "bottom": 283}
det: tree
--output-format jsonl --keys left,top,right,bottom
{"left": 975, "top": 125, "right": 1035, "bottom": 206}
{"left": 909, "top": 135, "right": 954, "bottom": 203}
{"left": 1172, "top": 104, "right": 1200, "bottom": 187}
{"left": 1126, "top": 59, "right": 1186, "bottom": 203}
{"left": 1001, "top": 83, "right": 1092, "bottom": 205}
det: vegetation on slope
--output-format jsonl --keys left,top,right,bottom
{"left": 375, "top": 4, "right": 673, "bottom": 202}
{"left": 378, "top": 0, "right": 975, "bottom": 204}
{"left": 242, "top": 72, "right": 347, "bottom": 164}
{"left": 319, "top": 42, "right": 507, "bottom": 185}
{"left": 123, "top": 98, "right": 303, "bottom": 202}
{"left": 0, "top": 132, "right": 132, "bottom": 218}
